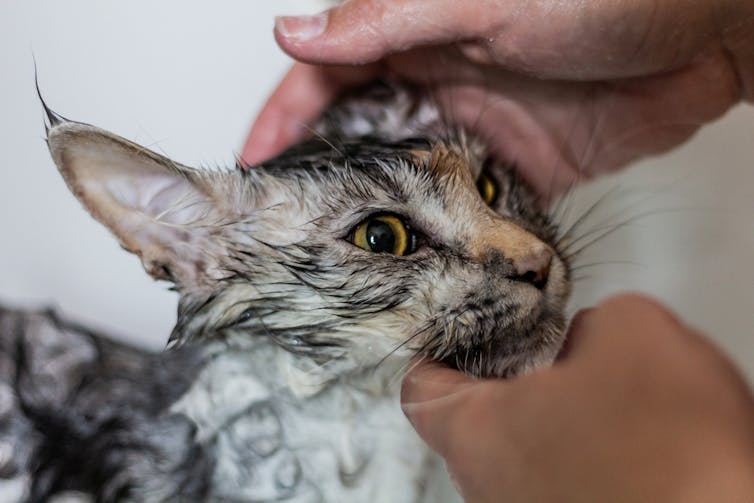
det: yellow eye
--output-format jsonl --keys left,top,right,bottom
{"left": 476, "top": 172, "right": 498, "bottom": 206}
{"left": 351, "top": 214, "right": 415, "bottom": 256}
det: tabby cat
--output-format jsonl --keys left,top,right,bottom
{"left": 0, "top": 82, "right": 570, "bottom": 502}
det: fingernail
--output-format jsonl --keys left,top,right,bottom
{"left": 275, "top": 12, "right": 328, "bottom": 41}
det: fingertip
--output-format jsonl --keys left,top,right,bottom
{"left": 400, "top": 362, "right": 475, "bottom": 409}
{"left": 555, "top": 307, "right": 595, "bottom": 362}
{"left": 273, "top": 4, "right": 384, "bottom": 65}
{"left": 240, "top": 63, "right": 341, "bottom": 166}
{"left": 274, "top": 12, "right": 329, "bottom": 43}
{"left": 274, "top": 0, "right": 461, "bottom": 66}
{"left": 240, "top": 108, "right": 283, "bottom": 166}
{"left": 593, "top": 292, "right": 687, "bottom": 340}
{"left": 596, "top": 292, "right": 674, "bottom": 318}
{"left": 239, "top": 142, "right": 263, "bottom": 168}
{"left": 561, "top": 293, "right": 689, "bottom": 365}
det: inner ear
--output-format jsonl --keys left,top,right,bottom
{"left": 47, "top": 121, "right": 225, "bottom": 288}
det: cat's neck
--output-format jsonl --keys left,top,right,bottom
{"left": 169, "top": 337, "right": 437, "bottom": 502}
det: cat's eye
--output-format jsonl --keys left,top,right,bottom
{"left": 350, "top": 214, "right": 417, "bottom": 256}
{"left": 476, "top": 172, "right": 498, "bottom": 206}
{"left": 236, "top": 308, "right": 254, "bottom": 324}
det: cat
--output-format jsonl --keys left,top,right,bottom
{"left": 0, "top": 81, "right": 570, "bottom": 502}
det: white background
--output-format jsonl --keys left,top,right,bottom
{"left": 1, "top": 1, "right": 753, "bottom": 393}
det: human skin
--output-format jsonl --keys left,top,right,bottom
{"left": 242, "top": 0, "right": 754, "bottom": 200}
{"left": 402, "top": 295, "right": 754, "bottom": 502}
{"left": 242, "top": 2, "right": 754, "bottom": 500}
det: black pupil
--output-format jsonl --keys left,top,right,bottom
{"left": 366, "top": 220, "right": 396, "bottom": 252}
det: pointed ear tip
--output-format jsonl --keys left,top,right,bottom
{"left": 47, "top": 121, "right": 97, "bottom": 144}
{"left": 47, "top": 122, "right": 84, "bottom": 153}
{"left": 46, "top": 122, "right": 117, "bottom": 166}
{"left": 46, "top": 123, "right": 118, "bottom": 184}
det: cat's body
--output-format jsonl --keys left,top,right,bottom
{"left": 0, "top": 306, "right": 435, "bottom": 502}
{"left": 0, "top": 82, "right": 570, "bottom": 502}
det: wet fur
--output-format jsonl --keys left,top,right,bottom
{"left": 0, "top": 82, "right": 570, "bottom": 501}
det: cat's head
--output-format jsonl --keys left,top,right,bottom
{"left": 44, "top": 84, "right": 570, "bottom": 379}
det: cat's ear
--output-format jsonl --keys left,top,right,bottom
{"left": 46, "top": 120, "right": 225, "bottom": 289}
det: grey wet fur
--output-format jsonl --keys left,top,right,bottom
{"left": 0, "top": 82, "right": 570, "bottom": 502}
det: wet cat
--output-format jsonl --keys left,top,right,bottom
{"left": 0, "top": 82, "right": 570, "bottom": 502}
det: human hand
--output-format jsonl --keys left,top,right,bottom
{"left": 401, "top": 294, "right": 754, "bottom": 502}
{"left": 242, "top": 0, "right": 754, "bottom": 197}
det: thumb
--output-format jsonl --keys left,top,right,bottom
{"left": 557, "top": 293, "right": 695, "bottom": 369}
{"left": 274, "top": 0, "right": 504, "bottom": 65}
{"left": 401, "top": 362, "right": 483, "bottom": 456}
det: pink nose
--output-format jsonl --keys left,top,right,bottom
{"left": 512, "top": 247, "right": 552, "bottom": 289}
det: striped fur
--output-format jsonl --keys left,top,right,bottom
{"left": 0, "top": 82, "right": 570, "bottom": 501}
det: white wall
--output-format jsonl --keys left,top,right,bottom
{"left": 565, "top": 105, "right": 754, "bottom": 384}
{"left": 0, "top": 1, "right": 320, "bottom": 349}
{"left": 1, "top": 1, "right": 753, "bottom": 384}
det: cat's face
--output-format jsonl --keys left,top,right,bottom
{"left": 44, "top": 88, "right": 570, "bottom": 379}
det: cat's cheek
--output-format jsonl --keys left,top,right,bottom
{"left": 543, "top": 256, "right": 572, "bottom": 306}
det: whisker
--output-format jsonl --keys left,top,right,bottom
{"left": 569, "top": 259, "right": 642, "bottom": 271}
{"left": 374, "top": 323, "right": 435, "bottom": 371}
{"left": 571, "top": 274, "right": 595, "bottom": 283}
{"left": 299, "top": 120, "right": 345, "bottom": 158}
{"left": 388, "top": 354, "right": 429, "bottom": 388}
{"left": 555, "top": 184, "right": 624, "bottom": 246}
{"left": 563, "top": 206, "right": 703, "bottom": 260}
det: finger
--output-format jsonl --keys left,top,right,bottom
{"left": 401, "top": 362, "right": 493, "bottom": 456}
{"left": 274, "top": 0, "right": 505, "bottom": 65}
{"left": 583, "top": 294, "right": 744, "bottom": 376}
{"left": 553, "top": 308, "right": 594, "bottom": 362}
{"left": 562, "top": 293, "right": 688, "bottom": 364}
{"left": 241, "top": 62, "right": 380, "bottom": 166}
{"left": 241, "top": 44, "right": 470, "bottom": 165}
{"left": 274, "top": 0, "right": 720, "bottom": 81}
{"left": 241, "top": 64, "right": 332, "bottom": 166}
{"left": 401, "top": 362, "right": 475, "bottom": 407}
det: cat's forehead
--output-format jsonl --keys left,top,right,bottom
{"left": 411, "top": 145, "right": 483, "bottom": 180}
{"left": 257, "top": 137, "right": 486, "bottom": 183}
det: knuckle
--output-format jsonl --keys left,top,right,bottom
{"left": 592, "top": 292, "right": 691, "bottom": 355}
{"left": 346, "top": 0, "right": 395, "bottom": 48}
{"left": 600, "top": 291, "right": 660, "bottom": 310}
{"left": 350, "top": 0, "right": 389, "bottom": 25}
{"left": 599, "top": 292, "right": 681, "bottom": 327}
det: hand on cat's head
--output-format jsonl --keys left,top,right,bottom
{"left": 242, "top": 0, "right": 753, "bottom": 197}
{"left": 400, "top": 293, "right": 754, "bottom": 502}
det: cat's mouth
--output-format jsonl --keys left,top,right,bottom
{"left": 436, "top": 309, "right": 568, "bottom": 378}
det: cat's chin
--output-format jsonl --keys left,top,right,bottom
{"left": 438, "top": 324, "right": 567, "bottom": 379}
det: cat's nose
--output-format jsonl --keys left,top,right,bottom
{"left": 510, "top": 247, "right": 552, "bottom": 290}
{"left": 471, "top": 218, "right": 554, "bottom": 290}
